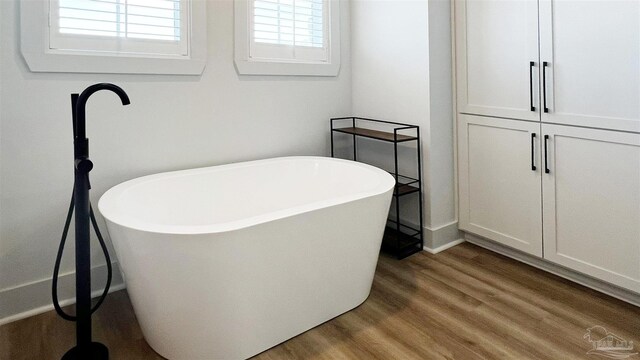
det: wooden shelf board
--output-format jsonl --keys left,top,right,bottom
{"left": 395, "top": 183, "right": 420, "bottom": 196}
{"left": 333, "top": 127, "right": 417, "bottom": 142}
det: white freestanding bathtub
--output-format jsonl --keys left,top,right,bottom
{"left": 98, "top": 156, "right": 394, "bottom": 359}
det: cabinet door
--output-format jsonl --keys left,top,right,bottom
{"left": 539, "top": 0, "right": 640, "bottom": 133}
{"left": 459, "top": 115, "right": 543, "bottom": 256}
{"left": 542, "top": 125, "right": 640, "bottom": 292}
{"left": 455, "top": 0, "right": 540, "bottom": 121}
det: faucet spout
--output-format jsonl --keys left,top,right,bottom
{"left": 73, "top": 83, "right": 130, "bottom": 158}
{"left": 75, "top": 83, "right": 130, "bottom": 139}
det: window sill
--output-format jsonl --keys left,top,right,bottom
{"left": 234, "top": 59, "right": 340, "bottom": 76}
{"left": 21, "top": 51, "right": 207, "bottom": 75}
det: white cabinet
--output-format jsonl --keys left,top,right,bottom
{"left": 458, "top": 115, "right": 543, "bottom": 256}
{"left": 459, "top": 117, "right": 640, "bottom": 291}
{"left": 457, "top": 0, "right": 640, "bottom": 133}
{"left": 455, "top": 0, "right": 540, "bottom": 121}
{"left": 455, "top": 0, "right": 640, "bottom": 296}
{"left": 542, "top": 125, "right": 640, "bottom": 292}
{"left": 539, "top": 0, "right": 640, "bottom": 133}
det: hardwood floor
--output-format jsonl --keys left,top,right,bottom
{"left": 2, "top": 242, "right": 640, "bottom": 359}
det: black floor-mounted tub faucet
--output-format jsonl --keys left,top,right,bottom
{"left": 52, "top": 83, "right": 130, "bottom": 360}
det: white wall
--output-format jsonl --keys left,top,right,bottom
{"left": 351, "top": 0, "right": 458, "bottom": 249}
{"left": 351, "top": 1, "right": 430, "bottom": 124}
{"left": 0, "top": 0, "right": 352, "bottom": 323}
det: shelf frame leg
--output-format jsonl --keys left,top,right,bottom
{"left": 352, "top": 117, "right": 357, "bottom": 161}
{"left": 394, "top": 130, "right": 401, "bottom": 258}
{"left": 330, "top": 118, "right": 335, "bottom": 158}
{"left": 416, "top": 128, "right": 424, "bottom": 250}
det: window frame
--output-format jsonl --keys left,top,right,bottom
{"left": 234, "top": 0, "right": 340, "bottom": 76}
{"left": 20, "top": 0, "right": 207, "bottom": 75}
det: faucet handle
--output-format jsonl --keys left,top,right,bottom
{"left": 75, "top": 158, "right": 93, "bottom": 173}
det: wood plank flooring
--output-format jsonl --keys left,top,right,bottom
{"left": 2, "top": 242, "right": 640, "bottom": 359}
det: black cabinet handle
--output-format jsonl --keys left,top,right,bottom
{"left": 544, "top": 135, "right": 550, "bottom": 173}
{"left": 529, "top": 61, "right": 536, "bottom": 112}
{"left": 531, "top": 133, "right": 537, "bottom": 171}
{"left": 543, "top": 62, "right": 549, "bottom": 113}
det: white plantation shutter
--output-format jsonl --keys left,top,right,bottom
{"left": 250, "top": 0, "right": 329, "bottom": 62}
{"left": 49, "top": 0, "right": 189, "bottom": 57}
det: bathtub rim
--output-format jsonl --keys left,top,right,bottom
{"left": 98, "top": 156, "right": 395, "bottom": 235}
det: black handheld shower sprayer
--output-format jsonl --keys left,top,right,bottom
{"left": 52, "top": 83, "right": 130, "bottom": 360}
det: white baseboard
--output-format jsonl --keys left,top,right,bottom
{"left": 423, "top": 220, "right": 463, "bottom": 254}
{"left": 0, "top": 262, "right": 125, "bottom": 326}
{"left": 423, "top": 238, "right": 465, "bottom": 254}
{"left": 465, "top": 233, "right": 640, "bottom": 308}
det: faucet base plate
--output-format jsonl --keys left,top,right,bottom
{"left": 62, "top": 342, "right": 108, "bottom": 360}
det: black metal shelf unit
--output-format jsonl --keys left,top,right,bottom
{"left": 330, "top": 117, "right": 423, "bottom": 259}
